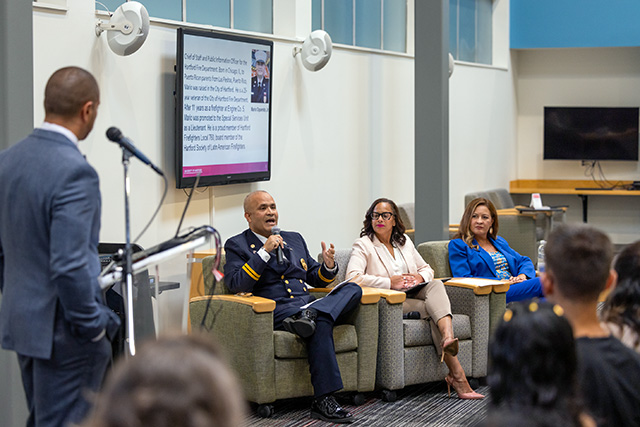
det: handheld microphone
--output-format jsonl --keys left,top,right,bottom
{"left": 271, "top": 226, "right": 284, "bottom": 265}
{"left": 106, "top": 127, "right": 163, "bottom": 176}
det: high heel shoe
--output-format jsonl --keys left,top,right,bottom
{"left": 444, "top": 375, "right": 484, "bottom": 400}
{"left": 440, "top": 337, "right": 459, "bottom": 362}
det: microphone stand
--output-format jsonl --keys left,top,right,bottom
{"left": 120, "top": 148, "right": 136, "bottom": 357}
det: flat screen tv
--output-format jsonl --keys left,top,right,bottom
{"left": 543, "top": 107, "right": 639, "bottom": 161}
{"left": 175, "top": 28, "right": 273, "bottom": 188}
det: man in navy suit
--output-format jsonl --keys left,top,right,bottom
{"left": 0, "top": 67, "right": 120, "bottom": 427}
{"left": 225, "top": 191, "right": 362, "bottom": 423}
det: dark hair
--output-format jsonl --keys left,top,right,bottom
{"left": 482, "top": 407, "right": 586, "bottom": 427}
{"left": 454, "top": 197, "right": 499, "bottom": 248}
{"left": 82, "top": 333, "right": 246, "bottom": 427}
{"left": 601, "top": 240, "right": 640, "bottom": 348}
{"left": 545, "top": 224, "right": 613, "bottom": 302}
{"left": 44, "top": 66, "right": 99, "bottom": 117}
{"left": 360, "top": 198, "right": 406, "bottom": 246}
{"left": 488, "top": 301, "right": 585, "bottom": 426}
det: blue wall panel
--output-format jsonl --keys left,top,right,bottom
{"left": 511, "top": 0, "right": 640, "bottom": 49}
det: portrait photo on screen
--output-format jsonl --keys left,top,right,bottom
{"left": 251, "top": 49, "right": 270, "bottom": 104}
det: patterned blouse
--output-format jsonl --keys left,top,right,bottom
{"left": 489, "top": 251, "right": 511, "bottom": 280}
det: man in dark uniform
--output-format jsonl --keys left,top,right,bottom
{"left": 251, "top": 50, "right": 270, "bottom": 103}
{"left": 224, "top": 190, "right": 361, "bottom": 424}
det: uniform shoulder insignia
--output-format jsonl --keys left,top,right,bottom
{"left": 300, "top": 258, "right": 307, "bottom": 271}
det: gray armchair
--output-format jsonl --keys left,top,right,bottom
{"left": 189, "top": 253, "right": 380, "bottom": 417}
{"left": 417, "top": 241, "right": 509, "bottom": 337}
{"left": 334, "top": 246, "right": 494, "bottom": 402}
{"left": 397, "top": 203, "right": 415, "bottom": 242}
{"left": 485, "top": 188, "right": 565, "bottom": 241}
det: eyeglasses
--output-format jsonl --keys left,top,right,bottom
{"left": 371, "top": 212, "right": 394, "bottom": 220}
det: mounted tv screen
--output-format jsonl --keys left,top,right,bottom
{"left": 176, "top": 28, "right": 272, "bottom": 188}
{"left": 544, "top": 107, "right": 639, "bottom": 161}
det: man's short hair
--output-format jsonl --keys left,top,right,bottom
{"left": 545, "top": 224, "right": 613, "bottom": 302}
{"left": 243, "top": 190, "right": 269, "bottom": 213}
{"left": 44, "top": 67, "right": 99, "bottom": 117}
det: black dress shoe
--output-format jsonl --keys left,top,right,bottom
{"left": 403, "top": 311, "right": 421, "bottom": 319}
{"left": 282, "top": 308, "right": 317, "bottom": 338}
{"left": 310, "top": 395, "right": 354, "bottom": 424}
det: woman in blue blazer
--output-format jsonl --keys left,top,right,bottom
{"left": 449, "top": 198, "right": 543, "bottom": 303}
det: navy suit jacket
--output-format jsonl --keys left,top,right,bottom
{"left": 448, "top": 236, "right": 536, "bottom": 280}
{"left": 0, "top": 129, "right": 119, "bottom": 359}
{"left": 224, "top": 229, "right": 337, "bottom": 318}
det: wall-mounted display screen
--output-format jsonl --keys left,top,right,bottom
{"left": 544, "top": 107, "right": 639, "bottom": 161}
{"left": 175, "top": 28, "right": 272, "bottom": 188}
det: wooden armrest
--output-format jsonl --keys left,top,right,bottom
{"left": 445, "top": 277, "right": 510, "bottom": 295}
{"left": 374, "top": 288, "right": 406, "bottom": 304}
{"left": 496, "top": 208, "right": 521, "bottom": 216}
{"left": 405, "top": 228, "right": 415, "bottom": 234}
{"left": 190, "top": 294, "right": 276, "bottom": 313}
{"left": 492, "top": 283, "right": 511, "bottom": 293}
{"left": 309, "top": 286, "right": 381, "bottom": 304}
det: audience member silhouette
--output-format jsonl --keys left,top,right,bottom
{"left": 600, "top": 240, "right": 640, "bottom": 353}
{"left": 82, "top": 333, "right": 247, "bottom": 427}
{"left": 487, "top": 300, "right": 594, "bottom": 427}
{"left": 542, "top": 224, "right": 640, "bottom": 426}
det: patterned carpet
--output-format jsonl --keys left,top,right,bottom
{"left": 244, "top": 381, "right": 490, "bottom": 426}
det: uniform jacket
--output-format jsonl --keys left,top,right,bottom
{"left": 448, "top": 236, "right": 536, "bottom": 280}
{"left": 251, "top": 76, "right": 270, "bottom": 103}
{"left": 346, "top": 234, "right": 434, "bottom": 289}
{"left": 0, "top": 129, "right": 120, "bottom": 359}
{"left": 224, "top": 229, "right": 336, "bottom": 307}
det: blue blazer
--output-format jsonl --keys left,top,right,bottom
{"left": 448, "top": 236, "right": 536, "bottom": 280}
{"left": 0, "top": 129, "right": 120, "bottom": 359}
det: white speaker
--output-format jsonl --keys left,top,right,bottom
{"left": 96, "top": 1, "right": 150, "bottom": 56}
{"left": 292, "top": 30, "right": 333, "bottom": 72}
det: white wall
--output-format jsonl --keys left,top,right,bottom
{"left": 33, "top": 0, "right": 521, "bottom": 248}
{"left": 515, "top": 47, "right": 640, "bottom": 242}
{"left": 448, "top": 0, "right": 517, "bottom": 223}
{"left": 33, "top": 0, "right": 415, "bottom": 255}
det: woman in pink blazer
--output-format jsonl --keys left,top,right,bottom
{"left": 347, "top": 198, "right": 483, "bottom": 399}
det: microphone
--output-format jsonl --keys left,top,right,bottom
{"left": 106, "top": 127, "right": 163, "bottom": 176}
{"left": 271, "top": 226, "right": 284, "bottom": 265}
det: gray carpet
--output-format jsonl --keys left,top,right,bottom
{"left": 244, "top": 381, "right": 490, "bottom": 426}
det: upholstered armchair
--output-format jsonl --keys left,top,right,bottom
{"left": 417, "top": 241, "right": 509, "bottom": 337}
{"left": 331, "top": 247, "right": 496, "bottom": 402}
{"left": 397, "top": 203, "right": 415, "bottom": 242}
{"left": 189, "top": 253, "right": 380, "bottom": 417}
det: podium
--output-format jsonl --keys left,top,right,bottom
{"left": 99, "top": 226, "right": 217, "bottom": 356}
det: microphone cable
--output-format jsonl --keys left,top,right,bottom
{"left": 133, "top": 171, "right": 168, "bottom": 243}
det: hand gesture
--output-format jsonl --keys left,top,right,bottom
{"left": 509, "top": 274, "right": 526, "bottom": 283}
{"left": 263, "top": 234, "right": 283, "bottom": 253}
{"left": 390, "top": 275, "right": 406, "bottom": 290}
{"left": 321, "top": 241, "right": 336, "bottom": 269}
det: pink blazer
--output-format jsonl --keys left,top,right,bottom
{"left": 347, "top": 235, "right": 434, "bottom": 289}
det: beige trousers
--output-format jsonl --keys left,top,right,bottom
{"left": 402, "top": 279, "right": 452, "bottom": 354}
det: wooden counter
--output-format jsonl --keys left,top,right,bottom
{"left": 510, "top": 180, "right": 640, "bottom": 222}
